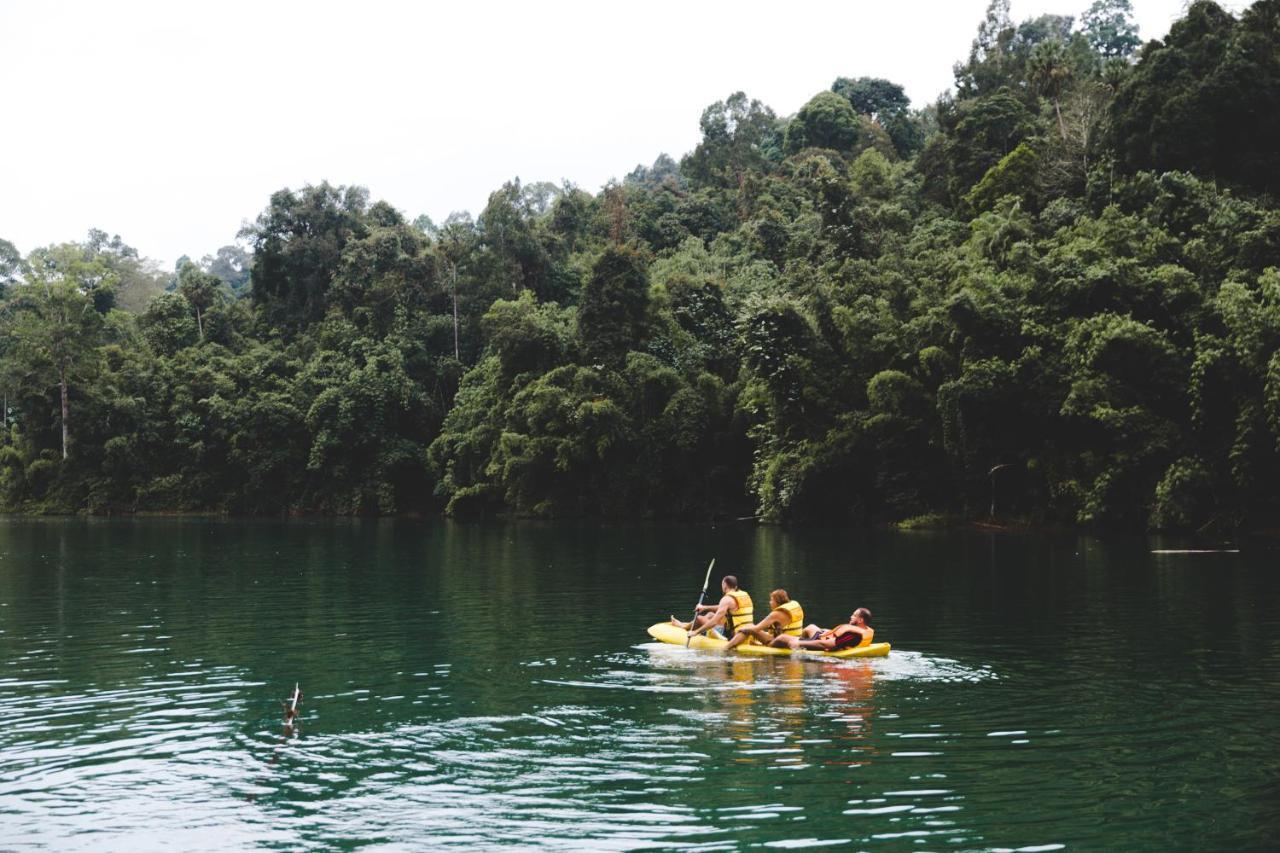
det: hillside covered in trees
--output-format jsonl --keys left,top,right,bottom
{"left": 2, "top": 0, "right": 1279, "bottom": 532}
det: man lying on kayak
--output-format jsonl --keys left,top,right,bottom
{"left": 671, "top": 575, "right": 753, "bottom": 639}
{"left": 771, "top": 607, "right": 873, "bottom": 652}
{"left": 724, "top": 588, "right": 804, "bottom": 650}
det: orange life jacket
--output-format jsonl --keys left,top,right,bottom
{"left": 823, "top": 624, "right": 873, "bottom": 647}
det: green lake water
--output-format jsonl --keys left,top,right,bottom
{"left": 0, "top": 519, "right": 1277, "bottom": 850}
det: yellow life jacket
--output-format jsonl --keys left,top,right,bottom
{"left": 857, "top": 626, "right": 874, "bottom": 648}
{"left": 772, "top": 600, "right": 804, "bottom": 636}
{"left": 725, "top": 589, "right": 754, "bottom": 633}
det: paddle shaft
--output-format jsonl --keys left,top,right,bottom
{"left": 686, "top": 558, "right": 715, "bottom": 646}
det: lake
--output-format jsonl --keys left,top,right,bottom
{"left": 0, "top": 519, "right": 1276, "bottom": 849}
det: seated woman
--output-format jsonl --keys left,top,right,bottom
{"left": 771, "top": 607, "right": 873, "bottom": 652}
{"left": 725, "top": 589, "right": 804, "bottom": 650}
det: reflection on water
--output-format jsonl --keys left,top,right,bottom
{"left": 0, "top": 519, "right": 1277, "bottom": 849}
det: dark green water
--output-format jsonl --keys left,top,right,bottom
{"left": 1, "top": 519, "right": 1277, "bottom": 850}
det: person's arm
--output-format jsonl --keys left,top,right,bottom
{"left": 689, "top": 596, "right": 732, "bottom": 636}
{"left": 797, "top": 626, "right": 843, "bottom": 650}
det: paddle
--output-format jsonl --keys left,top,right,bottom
{"left": 686, "top": 558, "right": 715, "bottom": 647}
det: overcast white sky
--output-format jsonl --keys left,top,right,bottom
{"left": 0, "top": 0, "right": 1241, "bottom": 268}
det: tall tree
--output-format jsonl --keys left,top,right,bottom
{"left": 242, "top": 182, "right": 371, "bottom": 334}
{"left": 831, "top": 77, "right": 909, "bottom": 121}
{"left": 831, "top": 77, "right": 922, "bottom": 156}
{"left": 682, "top": 92, "right": 779, "bottom": 194}
{"left": 177, "top": 262, "right": 222, "bottom": 340}
{"left": 200, "top": 245, "right": 252, "bottom": 295}
{"left": 1082, "top": 0, "right": 1141, "bottom": 59}
{"left": 3, "top": 271, "right": 102, "bottom": 460}
{"left": 578, "top": 246, "right": 649, "bottom": 365}
{"left": 1028, "top": 39, "right": 1073, "bottom": 138}
{"left": 784, "top": 91, "right": 863, "bottom": 153}
{"left": 0, "top": 238, "right": 22, "bottom": 296}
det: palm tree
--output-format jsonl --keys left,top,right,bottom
{"left": 1029, "top": 40, "right": 1073, "bottom": 139}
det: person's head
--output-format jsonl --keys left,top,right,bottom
{"left": 721, "top": 575, "right": 739, "bottom": 593}
{"left": 770, "top": 589, "right": 790, "bottom": 608}
{"left": 850, "top": 607, "right": 871, "bottom": 626}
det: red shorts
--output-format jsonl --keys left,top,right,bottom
{"left": 829, "top": 631, "right": 861, "bottom": 651}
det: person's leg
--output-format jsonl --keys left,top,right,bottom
{"left": 770, "top": 634, "right": 801, "bottom": 649}
{"left": 672, "top": 612, "right": 711, "bottom": 631}
{"left": 725, "top": 624, "right": 772, "bottom": 650}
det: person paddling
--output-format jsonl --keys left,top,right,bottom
{"left": 771, "top": 607, "right": 873, "bottom": 652}
{"left": 671, "top": 575, "right": 753, "bottom": 640}
{"left": 724, "top": 588, "right": 804, "bottom": 650}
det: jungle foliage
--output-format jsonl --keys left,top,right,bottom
{"left": 3, "top": 0, "right": 1279, "bottom": 532}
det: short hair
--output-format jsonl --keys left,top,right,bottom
{"left": 854, "top": 607, "right": 872, "bottom": 624}
{"left": 722, "top": 575, "right": 739, "bottom": 589}
{"left": 771, "top": 588, "right": 790, "bottom": 606}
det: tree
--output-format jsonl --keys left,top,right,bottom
{"left": 832, "top": 77, "right": 909, "bottom": 121}
{"left": 943, "top": 91, "right": 1040, "bottom": 202}
{"left": 1082, "top": 0, "right": 1141, "bottom": 59}
{"left": 201, "top": 245, "right": 252, "bottom": 295}
{"left": 784, "top": 91, "right": 863, "bottom": 154}
{"left": 3, "top": 277, "right": 102, "bottom": 460}
{"left": 831, "top": 77, "right": 923, "bottom": 157}
{"left": 964, "top": 145, "right": 1042, "bottom": 214}
{"left": 0, "top": 238, "right": 22, "bottom": 296}
{"left": 1028, "top": 39, "right": 1073, "bottom": 138}
{"left": 479, "top": 179, "right": 557, "bottom": 299}
{"left": 24, "top": 241, "right": 119, "bottom": 314}
{"left": 683, "top": 92, "right": 779, "bottom": 193}
{"left": 139, "top": 292, "right": 198, "bottom": 355}
{"left": 177, "top": 262, "right": 222, "bottom": 340}
{"left": 1110, "top": 1, "right": 1280, "bottom": 196}
{"left": 578, "top": 246, "right": 650, "bottom": 365}
{"left": 78, "top": 229, "right": 166, "bottom": 313}
{"left": 956, "top": 0, "right": 1015, "bottom": 97}
{"left": 242, "top": 182, "right": 371, "bottom": 334}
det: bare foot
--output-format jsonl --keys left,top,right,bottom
{"left": 670, "top": 615, "right": 689, "bottom": 629}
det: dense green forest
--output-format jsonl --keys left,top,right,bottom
{"left": 2, "top": 0, "right": 1279, "bottom": 531}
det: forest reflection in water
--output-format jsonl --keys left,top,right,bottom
{"left": 0, "top": 518, "right": 1276, "bottom": 849}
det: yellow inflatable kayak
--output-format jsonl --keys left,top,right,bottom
{"left": 646, "top": 622, "right": 890, "bottom": 658}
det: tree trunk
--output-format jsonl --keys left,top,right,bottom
{"left": 196, "top": 306, "right": 204, "bottom": 340}
{"left": 60, "top": 369, "right": 69, "bottom": 460}
{"left": 452, "top": 265, "right": 460, "bottom": 361}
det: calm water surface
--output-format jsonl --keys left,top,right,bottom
{"left": 0, "top": 519, "right": 1277, "bottom": 850}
